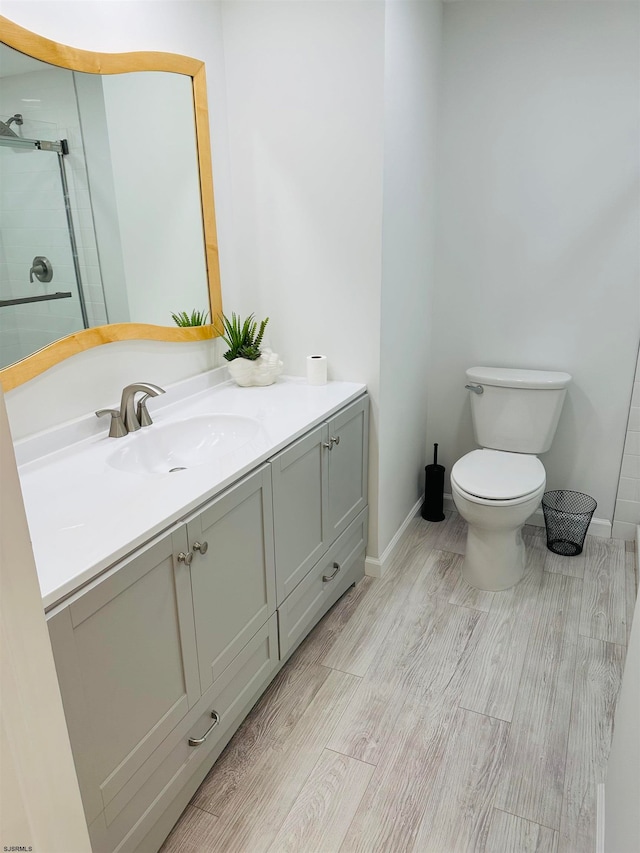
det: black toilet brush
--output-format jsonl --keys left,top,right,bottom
{"left": 421, "top": 443, "right": 445, "bottom": 522}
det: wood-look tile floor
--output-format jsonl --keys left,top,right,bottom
{"left": 160, "top": 513, "right": 637, "bottom": 853}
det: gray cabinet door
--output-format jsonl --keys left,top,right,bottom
{"left": 327, "top": 396, "right": 369, "bottom": 541}
{"left": 46, "top": 527, "right": 200, "bottom": 825}
{"left": 187, "top": 464, "right": 277, "bottom": 693}
{"left": 271, "top": 424, "right": 329, "bottom": 604}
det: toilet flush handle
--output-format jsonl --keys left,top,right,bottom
{"left": 465, "top": 383, "right": 484, "bottom": 394}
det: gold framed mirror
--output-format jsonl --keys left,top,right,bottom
{"left": 0, "top": 15, "right": 222, "bottom": 392}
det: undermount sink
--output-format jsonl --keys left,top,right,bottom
{"left": 107, "top": 414, "right": 261, "bottom": 475}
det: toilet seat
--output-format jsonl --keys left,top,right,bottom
{"left": 451, "top": 449, "right": 545, "bottom": 502}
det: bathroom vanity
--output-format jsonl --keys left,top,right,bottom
{"left": 17, "top": 372, "right": 368, "bottom": 853}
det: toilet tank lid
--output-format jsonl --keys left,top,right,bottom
{"left": 466, "top": 366, "right": 572, "bottom": 389}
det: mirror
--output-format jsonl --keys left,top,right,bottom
{"left": 0, "top": 16, "right": 222, "bottom": 391}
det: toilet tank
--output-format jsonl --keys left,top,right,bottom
{"left": 466, "top": 366, "right": 572, "bottom": 454}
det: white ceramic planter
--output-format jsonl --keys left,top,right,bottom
{"left": 227, "top": 349, "right": 283, "bottom": 387}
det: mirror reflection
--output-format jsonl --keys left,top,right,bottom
{"left": 0, "top": 43, "right": 209, "bottom": 370}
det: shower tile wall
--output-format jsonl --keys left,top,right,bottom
{"left": 0, "top": 66, "right": 107, "bottom": 370}
{"left": 613, "top": 346, "right": 640, "bottom": 540}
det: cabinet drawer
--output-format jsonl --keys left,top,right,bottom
{"left": 90, "top": 614, "right": 279, "bottom": 853}
{"left": 278, "top": 508, "right": 367, "bottom": 662}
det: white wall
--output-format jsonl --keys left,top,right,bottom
{"left": 604, "top": 584, "right": 640, "bottom": 852}
{"left": 377, "top": 0, "right": 441, "bottom": 555}
{"left": 613, "top": 347, "right": 640, "bottom": 539}
{"left": 0, "top": 388, "right": 90, "bottom": 852}
{"left": 431, "top": 1, "right": 640, "bottom": 524}
{"left": 220, "top": 0, "right": 385, "bottom": 377}
{"left": 220, "top": 0, "right": 387, "bottom": 555}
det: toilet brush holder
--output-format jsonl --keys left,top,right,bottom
{"left": 422, "top": 443, "right": 445, "bottom": 522}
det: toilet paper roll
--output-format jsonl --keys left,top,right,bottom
{"left": 307, "top": 355, "right": 327, "bottom": 385}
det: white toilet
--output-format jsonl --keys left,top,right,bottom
{"left": 451, "top": 366, "right": 571, "bottom": 591}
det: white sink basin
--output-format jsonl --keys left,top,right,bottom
{"left": 107, "top": 414, "right": 261, "bottom": 475}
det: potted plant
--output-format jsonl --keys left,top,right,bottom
{"left": 219, "top": 312, "right": 283, "bottom": 387}
{"left": 171, "top": 309, "right": 210, "bottom": 327}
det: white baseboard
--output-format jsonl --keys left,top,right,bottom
{"left": 365, "top": 497, "right": 423, "bottom": 579}
{"left": 443, "top": 494, "right": 612, "bottom": 539}
{"left": 596, "top": 782, "right": 605, "bottom": 853}
{"left": 364, "top": 556, "right": 384, "bottom": 578}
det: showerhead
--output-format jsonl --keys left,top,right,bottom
{"left": 0, "top": 120, "right": 19, "bottom": 138}
{"left": 0, "top": 114, "right": 24, "bottom": 137}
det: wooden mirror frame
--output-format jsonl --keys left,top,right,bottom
{"left": 0, "top": 16, "right": 223, "bottom": 392}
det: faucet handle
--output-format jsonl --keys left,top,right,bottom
{"left": 96, "top": 408, "right": 128, "bottom": 438}
{"left": 136, "top": 394, "right": 154, "bottom": 428}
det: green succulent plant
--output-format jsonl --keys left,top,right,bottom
{"left": 171, "top": 309, "right": 210, "bottom": 327}
{"left": 219, "top": 312, "right": 269, "bottom": 362}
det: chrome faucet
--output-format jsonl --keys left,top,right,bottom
{"left": 120, "top": 382, "right": 166, "bottom": 432}
{"left": 96, "top": 381, "right": 165, "bottom": 437}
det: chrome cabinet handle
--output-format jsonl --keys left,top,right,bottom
{"left": 188, "top": 711, "right": 220, "bottom": 746}
{"left": 193, "top": 541, "right": 209, "bottom": 555}
{"left": 322, "top": 562, "right": 341, "bottom": 582}
{"left": 465, "top": 384, "right": 484, "bottom": 395}
{"left": 322, "top": 436, "right": 341, "bottom": 450}
{"left": 177, "top": 551, "right": 193, "bottom": 565}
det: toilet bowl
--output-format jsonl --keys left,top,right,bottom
{"left": 451, "top": 449, "right": 546, "bottom": 590}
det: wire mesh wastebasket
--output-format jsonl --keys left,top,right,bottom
{"left": 541, "top": 490, "right": 597, "bottom": 556}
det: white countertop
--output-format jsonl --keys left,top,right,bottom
{"left": 15, "top": 369, "right": 366, "bottom": 610}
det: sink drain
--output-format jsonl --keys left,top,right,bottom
{"left": 169, "top": 467, "right": 187, "bottom": 473}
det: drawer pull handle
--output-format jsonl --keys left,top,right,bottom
{"left": 323, "top": 561, "right": 341, "bottom": 582}
{"left": 193, "top": 541, "right": 209, "bottom": 555}
{"left": 188, "top": 711, "right": 220, "bottom": 746}
{"left": 322, "top": 436, "right": 341, "bottom": 451}
{"left": 177, "top": 551, "right": 193, "bottom": 565}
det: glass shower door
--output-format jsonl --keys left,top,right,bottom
{"left": 0, "top": 136, "right": 88, "bottom": 370}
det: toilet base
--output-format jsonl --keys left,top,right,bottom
{"left": 451, "top": 478, "right": 545, "bottom": 593}
{"left": 462, "top": 523, "right": 526, "bottom": 591}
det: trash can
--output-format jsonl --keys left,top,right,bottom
{"left": 541, "top": 490, "right": 597, "bottom": 557}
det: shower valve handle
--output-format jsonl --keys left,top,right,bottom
{"left": 30, "top": 256, "right": 53, "bottom": 283}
